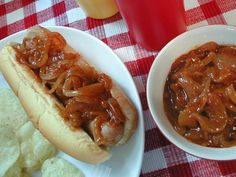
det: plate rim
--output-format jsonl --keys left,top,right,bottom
{"left": 0, "top": 25, "right": 145, "bottom": 176}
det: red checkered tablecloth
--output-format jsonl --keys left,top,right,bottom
{"left": 1, "top": 0, "right": 236, "bottom": 176}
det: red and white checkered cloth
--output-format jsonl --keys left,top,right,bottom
{"left": 1, "top": 0, "right": 236, "bottom": 176}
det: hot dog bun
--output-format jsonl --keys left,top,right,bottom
{"left": 0, "top": 26, "right": 137, "bottom": 164}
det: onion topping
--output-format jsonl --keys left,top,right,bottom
{"left": 13, "top": 26, "right": 126, "bottom": 146}
{"left": 164, "top": 41, "right": 236, "bottom": 147}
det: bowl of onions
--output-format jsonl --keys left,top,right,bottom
{"left": 147, "top": 25, "right": 236, "bottom": 160}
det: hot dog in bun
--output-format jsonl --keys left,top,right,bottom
{"left": 0, "top": 26, "right": 137, "bottom": 164}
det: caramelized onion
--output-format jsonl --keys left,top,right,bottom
{"left": 225, "top": 84, "right": 236, "bottom": 104}
{"left": 28, "top": 50, "right": 49, "bottom": 69}
{"left": 202, "top": 52, "right": 216, "bottom": 66}
{"left": 68, "top": 112, "right": 82, "bottom": 128}
{"left": 177, "top": 73, "right": 202, "bottom": 99}
{"left": 98, "top": 74, "right": 112, "bottom": 90}
{"left": 39, "top": 60, "right": 74, "bottom": 80}
{"left": 13, "top": 27, "right": 127, "bottom": 146}
{"left": 24, "top": 37, "right": 51, "bottom": 69}
{"left": 66, "top": 66, "right": 88, "bottom": 80}
{"left": 198, "top": 41, "right": 218, "bottom": 53}
{"left": 224, "top": 101, "right": 236, "bottom": 113}
{"left": 63, "top": 83, "right": 105, "bottom": 97}
{"left": 107, "top": 98, "right": 126, "bottom": 124}
{"left": 93, "top": 116, "right": 109, "bottom": 145}
{"left": 178, "top": 96, "right": 207, "bottom": 127}
{"left": 73, "top": 96, "right": 100, "bottom": 104}
{"left": 164, "top": 42, "right": 236, "bottom": 147}
{"left": 171, "top": 83, "right": 188, "bottom": 110}
{"left": 214, "top": 68, "right": 236, "bottom": 84}
{"left": 184, "top": 128, "right": 204, "bottom": 141}
{"left": 214, "top": 53, "right": 236, "bottom": 72}
{"left": 191, "top": 113, "right": 226, "bottom": 134}
{"left": 47, "top": 72, "right": 67, "bottom": 94}
{"left": 13, "top": 37, "right": 50, "bottom": 69}
{"left": 177, "top": 78, "right": 210, "bottom": 128}
{"left": 76, "top": 60, "right": 98, "bottom": 80}
{"left": 65, "top": 98, "right": 103, "bottom": 114}
{"left": 205, "top": 67, "right": 218, "bottom": 81}
{"left": 62, "top": 76, "right": 82, "bottom": 97}
{"left": 221, "top": 140, "right": 236, "bottom": 147}
{"left": 192, "top": 94, "right": 227, "bottom": 134}
{"left": 82, "top": 111, "right": 108, "bottom": 119}
{"left": 50, "top": 32, "right": 66, "bottom": 50}
{"left": 187, "top": 52, "right": 216, "bottom": 74}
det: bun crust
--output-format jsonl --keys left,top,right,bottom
{"left": 110, "top": 84, "right": 138, "bottom": 145}
{"left": 0, "top": 46, "right": 110, "bottom": 164}
{"left": 0, "top": 27, "right": 137, "bottom": 164}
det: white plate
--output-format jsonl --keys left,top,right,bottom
{"left": 0, "top": 26, "right": 144, "bottom": 177}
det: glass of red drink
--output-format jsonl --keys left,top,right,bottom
{"left": 115, "top": 0, "right": 186, "bottom": 51}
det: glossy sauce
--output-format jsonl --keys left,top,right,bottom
{"left": 13, "top": 28, "right": 126, "bottom": 146}
{"left": 164, "top": 42, "right": 236, "bottom": 147}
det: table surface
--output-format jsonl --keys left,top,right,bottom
{"left": 1, "top": 0, "right": 236, "bottom": 177}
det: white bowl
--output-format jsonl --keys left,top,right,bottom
{"left": 147, "top": 25, "right": 236, "bottom": 160}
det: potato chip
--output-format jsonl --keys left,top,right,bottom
{"left": 18, "top": 139, "right": 39, "bottom": 169}
{"left": 0, "top": 127, "right": 20, "bottom": 177}
{"left": 0, "top": 88, "right": 28, "bottom": 132}
{"left": 16, "top": 121, "right": 35, "bottom": 142}
{"left": 17, "top": 121, "right": 56, "bottom": 171}
{"left": 20, "top": 172, "right": 30, "bottom": 177}
{"left": 41, "top": 157, "right": 84, "bottom": 177}
{"left": 4, "top": 162, "right": 21, "bottom": 177}
{"left": 16, "top": 122, "right": 38, "bottom": 169}
{"left": 32, "top": 131, "right": 56, "bottom": 163}
{"left": 0, "top": 89, "right": 57, "bottom": 176}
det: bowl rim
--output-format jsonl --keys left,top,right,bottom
{"left": 147, "top": 24, "right": 236, "bottom": 161}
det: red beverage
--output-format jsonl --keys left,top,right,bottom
{"left": 115, "top": 0, "right": 186, "bottom": 51}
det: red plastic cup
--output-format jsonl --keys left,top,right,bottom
{"left": 115, "top": 0, "right": 186, "bottom": 51}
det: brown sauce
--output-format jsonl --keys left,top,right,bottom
{"left": 164, "top": 41, "right": 236, "bottom": 147}
{"left": 12, "top": 28, "right": 126, "bottom": 146}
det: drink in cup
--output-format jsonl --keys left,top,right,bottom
{"left": 76, "top": 0, "right": 119, "bottom": 19}
{"left": 115, "top": 0, "right": 186, "bottom": 51}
